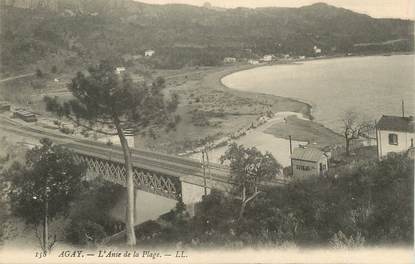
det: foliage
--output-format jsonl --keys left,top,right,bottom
{"left": 138, "top": 152, "right": 413, "bottom": 248}
{"left": 36, "top": 69, "right": 43, "bottom": 78}
{"left": 329, "top": 231, "right": 365, "bottom": 249}
{"left": 6, "top": 138, "right": 85, "bottom": 252}
{"left": 44, "top": 61, "right": 179, "bottom": 245}
{"left": 44, "top": 61, "right": 179, "bottom": 136}
{"left": 341, "top": 111, "right": 373, "bottom": 156}
{"left": 7, "top": 138, "right": 85, "bottom": 225}
{"left": 1, "top": 2, "right": 413, "bottom": 72}
{"left": 64, "top": 178, "right": 125, "bottom": 245}
{"left": 65, "top": 219, "right": 106, "bottom": 246}
{"left": 51, "top": 65, "right": 58, "bottom": 74}
{"left": 220, "top": 143, "right": 282, "bottom": 219}
{"left": 190, "top": 110, "right": 210, "bottom": 127}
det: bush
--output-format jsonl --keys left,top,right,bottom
{"left": 65, "top": 179, "right": 126, "bottom": 245}
{"left": 35, "top": 69, "right": 43, "bottom": 78}
{"left": 65, "top": 219, "right": 107, "bottom": 245}
{"left": 59, "top": 127, "right": 74, "bottom": 134}
{"left": 329, "top": 231, "right": 365, "bottom": 249}
{"left": 191, "top": 110, "right": 210, "bottom": 127}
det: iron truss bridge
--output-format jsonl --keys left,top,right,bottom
{"left": 64, "top": 142, "right": 232, "bottom": 201}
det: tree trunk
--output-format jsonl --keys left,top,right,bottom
{"left": 238, "top": 186, "right": 247, "bottom": 220}
{"left": 238, "top": 201, "right": 247, "bottom": 221}
{"left": 43, "top": 199, "right": 48, "bottom": 255}
{"left": 345, "top": 138, "right": 350, "bottom": 156}
{"left": 114, "top": 119, "right": 136, "bottom": 246}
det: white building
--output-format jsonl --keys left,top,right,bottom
{"left": 313, "top": 45, "right": 322, "bottom": 54}
{"left": 144, "top": 50, "right": 155, "bottom": 57}
{"left": 376, "top": 115, "right": 414, "bottom": 158}
{"left": 248, "top": 59, "right": 259, "bottom": 65}
{"left": 115, "top": 67, "right": 126, "bottom": 74}
{"left": 262, "top": 55, "right": 273, "bottom": 62}
{"left": 223, "top": 57, "right": 237, "bottom": 64}
{"left": 291, "top": 147, "right": 328, "bottom": 179}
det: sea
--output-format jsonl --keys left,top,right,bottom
{"left": 222, "top": 54, "right": 415, "bottom": 132}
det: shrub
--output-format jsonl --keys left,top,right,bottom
{"left": 329, "top": 231, "right": 365, "bottom": 249}
{"left": 65, "top": 179, "right": 126, "bottom": 245}
{"left": 35, "top": 69, "right": 43, "bottom": 78}
{"left": 65, "top": 219, "right": 107, "bottom": 245}
{"left": 191, "top": 110, "right": 210, "bottom": 127}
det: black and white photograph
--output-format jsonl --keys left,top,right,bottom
{"left": 0, "top": 0, "right": 413, "bottom": 263}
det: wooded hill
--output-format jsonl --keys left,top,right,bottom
{"left": 1, "top": 0, "right": 413, "bottom": 71}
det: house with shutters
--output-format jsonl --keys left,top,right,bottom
{"left": 376, "top": 115, "right": 415, "bottom": 158}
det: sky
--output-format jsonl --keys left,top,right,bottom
{"left": 136, "top": 0, "right": 415, "bottom": 19}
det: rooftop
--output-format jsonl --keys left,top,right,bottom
{"left": 291, "top": 147, "right": 326, "bottom": 162}
{"left": 376, "top": 115, "right": 414, "bottom": 133}
{"left": 14, "top": 109, "right": 35, "bottom": 117}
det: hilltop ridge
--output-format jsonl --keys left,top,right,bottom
{"left": 0, "top": 0, "right": 413, "bottom": 73}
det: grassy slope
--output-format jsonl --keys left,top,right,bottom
{"left": 264, "top": 115, "right": 344, "bottom": 148}
{"left": 136, "top": 64, "right": 311, "bottom": 154}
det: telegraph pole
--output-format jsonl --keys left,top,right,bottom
{"left": 375, "top": 119, "right": 379, "bottom": 160}
{"left": 289, "top": 135, "right": 293, "bottom": 176}
{"left": 206, "top": 148, "right": 211, "bottom": 185}
{"left": 202, "top": 150, "right": 207, "bottom": 196}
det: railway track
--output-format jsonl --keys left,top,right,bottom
{"left": 0, "top": 116, "right": 231, "bottom": 181}
{"left": 65, "top": 142, "right": 231, "bottom": 182}
{"left": 0, "top": 116, "right": 287, "bottom": 186}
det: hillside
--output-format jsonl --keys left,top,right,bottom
{"left": 0, "top": 0, "right": 413, "bottom": 73}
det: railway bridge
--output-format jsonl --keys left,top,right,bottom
{"left": 64, "top": 142, "right": 233, "bottom": 205}
{"left": 0, "top": 116, "right": 286, "bottom": 208}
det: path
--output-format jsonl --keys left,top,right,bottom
{"left": 0, "top": 73, "right": 34, "bottom": 83}
{"left": 189, "top": 112, "right": 308, "bottom": 168}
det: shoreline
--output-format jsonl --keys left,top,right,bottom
{"left": 218, "top": 52, "right": 415, "bottom": 120}
{"left": 202, "top": 62, "right": 314, "bottom": 119}
{"left": 218, "top": 63, "right": 314, "bottom": 119}
{"left": 210, "top": 53, "right": 413, "bottom": 146}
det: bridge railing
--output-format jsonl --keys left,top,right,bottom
{"left": 73, "top": 152, "right": 182, "bottom": 200}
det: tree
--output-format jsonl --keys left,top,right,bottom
{"left": 7, "top": 138, "right": 85, "bottom": 254}
{"left": 341, "top": 111, "right": 372, "bottom": 156}
{"left": 43, "top": 61, "right": 179, "bottom": 245}
{"left": 220, "top": 143, "right": 282, "bottom": 220}
{"left": 36, "top": 68, "right": 43, "bottom": 78}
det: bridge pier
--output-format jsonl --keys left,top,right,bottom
{"left": 69, "top": 146, "right": 232, "bottom": 219}
{"left": 180, "top": 180, "right": 211, "bottom": 216}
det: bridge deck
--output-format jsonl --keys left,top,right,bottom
{"left": 63, "top": 142, "right": 233, "bottom": 187}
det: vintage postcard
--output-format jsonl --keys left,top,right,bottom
{"left": 0, "top": 0, "right": 413, "bottom": 263}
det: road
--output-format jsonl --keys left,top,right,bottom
{"left": 0, "top": 73, "right": 34, "bottom": 83}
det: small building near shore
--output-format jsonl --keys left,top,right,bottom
{"left": 0, "top": 101, "right": 11, "bottom": 112}
{"left": 291, "top": 147, "right": 328, "bottom": 179}
{"left": 13, "top": 108, "right": 37, "bottom": 122}
{"left": 313, "top": 45, "right": 322, "bottom": 55}
{"left": 248, "top": 59, "right": 259, "bottom": 65}
{"left": 115, "top": 67, "right": 126, "bottom": 75}
{"left": 376, "top": 115, "right": 415, "bottom": 158}
{"left": 223, "top": 57, "right": 237, "bottom": 64}
{"left": 262, "top": 55, "right": 273, "bottom": 62}
{"left": 144, "top": 50, "right": 155, "bottom": 57}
